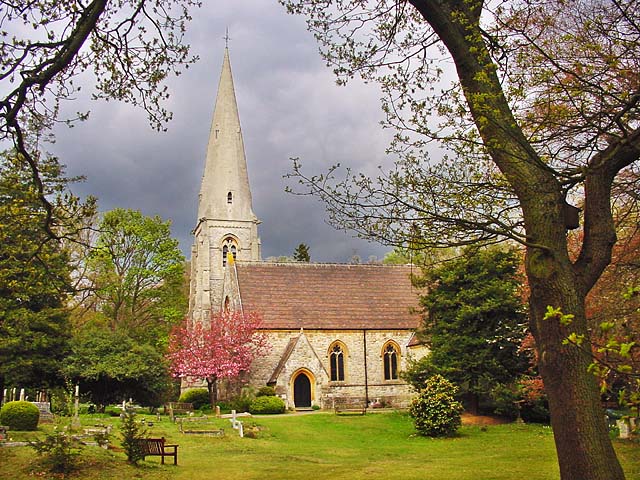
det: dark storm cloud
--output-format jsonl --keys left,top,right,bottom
{"left": 52, "top": 0, "right": 395, "bottom": 263}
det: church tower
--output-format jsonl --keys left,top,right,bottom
{"left": 189, "top": 47, "right": 261, "bottom": 323}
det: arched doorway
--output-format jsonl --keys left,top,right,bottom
{"left": 293, "top": 372, "right": 312, "bottom": 408}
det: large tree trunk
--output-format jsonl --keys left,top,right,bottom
{"left": 527, "top": 253, "right": 625, "bottom": 480}
{"left": 408, "top": 1, "right": 627, "bottom": 478}
{"left": 206, "top": 376, "right": 218, "bottom": 408}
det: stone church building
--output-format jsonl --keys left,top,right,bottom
{"left": 188, "top": 48, "right": 426, "bottom": 410}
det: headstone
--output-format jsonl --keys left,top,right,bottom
{"left": 32, "top": 402, "right": 54, "bottom": 422}
{"left": 231, "top": 410, "right": 238, "bottom": 428}
{"left": 617, "top": 419, "right": 631, "bottom": 439}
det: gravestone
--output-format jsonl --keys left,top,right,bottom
{"left": 32, "top": 402, "right": 54, "bottom": 423}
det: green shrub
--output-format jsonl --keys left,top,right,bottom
{"left": 409, "top": 375, "right": 464, "bottom": 437}
{"left": 0, "top": 401, "right": 40, "bottom": 431}
{"left": 49, "top": 387, "right": 72, "bottom": 416}
{"left": 104, "top": 405, "right": 123, "bottom": 417}
{"left": 521, "top": 401, "right": 550, "bottom": 424}
{"left": 249, "top": 396, "right": 286, "bottom": 414}
{"left": 120, "top": 409, "right": 146, "bottom": 465}
{"left": 30, "top": 429, "right": 83, "bottom": 474}
{"left": 256, "top": 386, "right": 276, "bottom": 397}
{"left": 230, "top": 391, "right": 255, "bottom": 413}
{"left": 490, "top": 384, "right": 520, "bottom": 419}
{"left": 178, "top": 388, "right": 209, "bottom": 409}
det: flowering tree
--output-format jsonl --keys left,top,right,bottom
{"left": 166, "top": 311, "right": 269, "bottom": 406}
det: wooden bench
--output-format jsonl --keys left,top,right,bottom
{"left": 333, "top": 399, "right": 367, "bottom": 415}
{"left": 164, "top": 402, "right": 193, "bottom": 416}
{"left": 136, "top": 437, "right": 179, "bottom": 465}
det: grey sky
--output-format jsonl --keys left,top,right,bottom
{"left": 52, "top": 0, "right": 396, "bottom": 263}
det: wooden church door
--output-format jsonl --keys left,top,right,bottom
{"left": 293, "top": 373, "right": 311, "bottom": 408}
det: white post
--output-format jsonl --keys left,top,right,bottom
{"left": 72, "top": 385, "right": 81, "bottom": 428}
{"left": 238, "top": 421, "right": 244, "bottom": 438}
{"left": 19, "top": 388, "right": 25, "bottom": 401}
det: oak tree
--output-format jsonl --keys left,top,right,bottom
{"left": 0, "top": 0, "right": 198, "bottom": 232}
{"left": 282, "top": 1, "right": 639, "bottom": 478}
{"left": 74, "top": 208, "right": 186, "bottom": 341}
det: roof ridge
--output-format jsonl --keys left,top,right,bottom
{"left": 236, "top": 261, "right": 416, "bottom": 268}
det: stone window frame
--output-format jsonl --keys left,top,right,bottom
{"left": 382, "top": 340, "right": 400, "bottom": 381}
{"left": 221, "top": 236, "right": 238, "bottom": 267}
{"left": 328, "top": 340, "right": 348, "bottom": 382}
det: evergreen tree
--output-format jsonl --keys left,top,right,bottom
{"left": 0, "top": 153, "right": 94, "bottom": 393}
{"left": 293, "top": 243, "right": 311, "bottom": 262}
{"left": 408, "top": 245, "right": 528, "bottom": 414}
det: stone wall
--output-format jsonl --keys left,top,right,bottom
{"left": 247, "top": 328, "right": 421, "bottom": 409}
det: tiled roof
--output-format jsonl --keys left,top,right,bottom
{"left": 236, "top": 263, "right": 423, "bottom": 330}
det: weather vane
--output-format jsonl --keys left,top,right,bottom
{"left": 224, "top": 28, "right": 231, "bottom": 48}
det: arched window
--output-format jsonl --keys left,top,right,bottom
{"left": 383, "top": 342, "right": 400, "bottom": 380}
{"left": 227, "top": 191, "right": 233, "bottom": 204}
{"left": 329, "top": 342, "right": 346, "bottom": 382}
{"left": 221, "top": 237, "right": 238, "bottom": 267}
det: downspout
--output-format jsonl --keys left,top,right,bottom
{"left": 363, "top": 329, "right": 369, "bottom": 405}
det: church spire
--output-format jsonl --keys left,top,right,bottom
{"left": 189, "top": 45, "right": 261, "bottom": 321}
{"left": 198, "top": 47, "right": 257, "bottom": 223}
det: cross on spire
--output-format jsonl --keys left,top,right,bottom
{"left": 224, "top": 28, "right": 231, "bottom": 48}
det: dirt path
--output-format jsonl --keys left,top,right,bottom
{"left": 461, "top": 413, "right": 511, "bottom": 426}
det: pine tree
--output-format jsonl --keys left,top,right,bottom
{"left": 293, "top": 243, "right": 310, "bottom": 262}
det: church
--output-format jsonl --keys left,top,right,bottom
{"left": 188, "top": 48, "right": 426, "bottom": 410}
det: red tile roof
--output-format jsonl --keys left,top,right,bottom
{"left": 236, "top": 263, "right": 423, "bottom": 330}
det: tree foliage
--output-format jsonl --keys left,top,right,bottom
{"left": 0, "top": 152, "right": 95, "bottom": 393}
{"left": 405, "top": 245, "right": 528, "bottom": 412}
{"left": 281, "top": 1, "right": 637, "bottom": 477}
{"left": 293, "top": 243, "right": 311, "bottom": 262}
{"left": 72, "top": 208, "right": 186, "bottom": 342}
{"left": 167, "top": 311, "right": 270, "bottom": 406}
{"left": 64, "top": 328, "right": 173, "bottom": 407}
{"left": 0, "top": 0, "right": 198, "bottom": 232}
{"left": 120, "top": 409, "right": 147, "bottom": 465}
{"left": 409, "top": 374, "right": 464, "bottom": 437}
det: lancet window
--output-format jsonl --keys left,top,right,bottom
{"left": 329, "top": 342, "right": 346, "bottom": 382}
{"left": 222, "top": 237, "right": 238, "bottom": 267}
{"left": 383, "top": 342, "right": 400, "bottom": 381}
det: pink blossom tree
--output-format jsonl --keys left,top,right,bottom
{"left": 166, "top": 310, "right": 269, "bottom": 406}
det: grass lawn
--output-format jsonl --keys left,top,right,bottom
{"left": 1, "top": 411, "right": 639, "bottom": 479}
